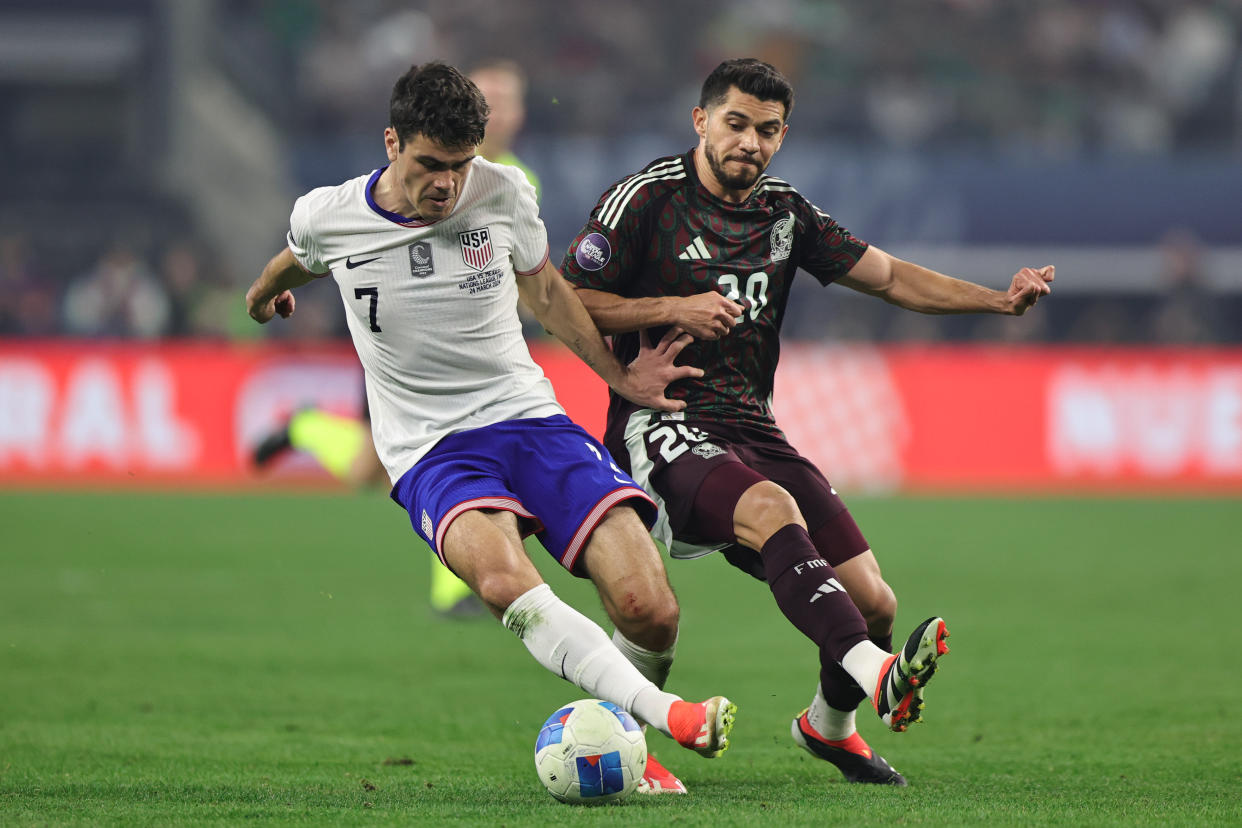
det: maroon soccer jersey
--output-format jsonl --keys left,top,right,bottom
{"left": 561, "top": 149, "right": 868, "bottom": 443}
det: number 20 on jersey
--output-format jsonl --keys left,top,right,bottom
{"left": 718, "top": 272, "right": 769, "bottom": 322}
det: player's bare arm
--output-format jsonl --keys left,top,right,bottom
{"left": 517, "top": 262, "right": 703, "bottom": 411}
{"left": 575, "top": 287, "right": 745, "bottom": 340}
{"left": 245, "top": 247, "right": 319, "bottom": 323}
{"left": 838, "top": 245, "right": 1054, "bottom": 316}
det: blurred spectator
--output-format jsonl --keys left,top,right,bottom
{"left": 297, "top": 2, "right": 439, "bottom": 133}
{"left": 296, "top": 6, "right": 375, "bottom": 132}
{"left": 1153, "top": 4, "right": 1235, "bottom": 121}
{"left": 1063, "top": 294, "right": 1150, "bottom": 345}
{"left": 466, "top": 60, "right": 548, "bottom": 340}
{"left": 160, "top": 239, "right": 210, "bottom": 337}
{"left": 1149, "top": 227, "right": 1220, "bottom": 344}
{"left": 6, "top": 1, "right": 1242, "bottom": 345}
{"left": 150, "top": 237, "right": 250, "bottom": 339}
{"left": 0, "top": 232, "right": 60, "bottom": 336}
{"left": 469, "top": 59, "right": 540, "bottom": 195}
{"left": 62, "top": 243, "right": 171, "bottom": 339}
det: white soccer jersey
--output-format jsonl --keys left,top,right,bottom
{"left": 286, "top": 157, "right": 563, "bottom": 483}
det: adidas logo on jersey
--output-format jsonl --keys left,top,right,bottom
{"left": 678, "top": 236, "right": 711, "bottom": 261}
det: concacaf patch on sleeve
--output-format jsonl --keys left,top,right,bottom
{"left": 574, "top": 232, "right": 611, "bottom": 271}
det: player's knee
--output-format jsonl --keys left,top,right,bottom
{"left": 734, "top": 480, "right": 804, "bottom": 549}
{"left": 614, "top": 588, "right": 679, "bottom": 651}
{"left": 474, "top": 567, "right": 539, "bottom": 616}
{"left": 648, "top": 593, "right": 680, "bottom": 644}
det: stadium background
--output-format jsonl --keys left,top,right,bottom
{"left": 2, "top": 3, "right": 1242, "bottom": 823}
{"left": 3, "top": 0, "right": 1241, "bottom": 493}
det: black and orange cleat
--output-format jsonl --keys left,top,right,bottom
{"left": 791, "top": 710, "right": 906, "bottom": 785}
{"left": 873, "top": 617, "right": 950, "bottom": 732}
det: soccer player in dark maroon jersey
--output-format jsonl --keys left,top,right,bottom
{"left": 561, "top": 58, "right": 1054, "bottom": 788}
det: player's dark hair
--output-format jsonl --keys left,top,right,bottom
{"left": 389, "top": 62, "right": 489, "bottom": 150}
{"left": 700, "top": 58, "right": 794, "bottom": 121}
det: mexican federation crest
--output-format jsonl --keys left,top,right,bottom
{"left": 458, "top": 227, "right": 493, "bottom": 271}
{"left": 770, "top": 212, "right": 794, "bottom": 262}
{"left": 691, "top": 442, "right": 725, "bottom": 459}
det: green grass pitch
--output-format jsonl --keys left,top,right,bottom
{"left": 2, "top": 491, "right": 1240, "bottom": 825}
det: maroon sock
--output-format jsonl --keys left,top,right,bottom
{"left": 762, "top": 525, "right": 869, "bottom": 663}
{"left": 818, "top": 658, "right": 866, "bottom": 710}
{"left": 819, "top": 629, "right": 894, "bottom": 710}
{"left": 808, "top": 513, "right": 891, "bottom": 709}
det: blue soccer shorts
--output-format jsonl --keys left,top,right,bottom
{"left": 390, "top": 414, "right": 657, "bottom": 575}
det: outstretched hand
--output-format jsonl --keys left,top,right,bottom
{"left": 1007, "top": 265, "right": 1054, "bottom": 315}
{"left": 620, "top": 327, "right": 704, "bottom": 412}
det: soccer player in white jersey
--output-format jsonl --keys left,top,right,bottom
{"left": 244, "top": 62, "right": 733, "bottom": 794}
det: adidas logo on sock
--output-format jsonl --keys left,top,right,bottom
{"left": 678, "top": 236, "right": 711, "bottom": 260}
{"left": 808, "top": 577, "right": 845, "bottom": 602}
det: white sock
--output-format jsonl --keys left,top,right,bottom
{"left": 841, "top": 640, "right": 892, "bottom": 700}
{"left": 611, "top": 628, "right": 677, "bottom": 732}
{"left": 503, "top": 584, "right": 682, "bottom": 736}
{"left": 611, "top": 628, "right": 677, "bottom": 689}
{"left": 806, "top": 683, "right": 857, "bottom": 741}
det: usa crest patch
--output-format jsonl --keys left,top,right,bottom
{"left": 458, "top": 227, "right": 493, "bottom": 271}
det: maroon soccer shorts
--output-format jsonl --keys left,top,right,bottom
{"left": 607, "top": 415, "right": 870, "bottom": 571}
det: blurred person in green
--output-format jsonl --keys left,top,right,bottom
{"left": 252, "top": 59, "right": 541, "bottom": 618}
{"left": 469, "top": 59, "right": 540, "bottom": 199}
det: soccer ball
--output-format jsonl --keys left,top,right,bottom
{"left": 533, "top": 698, "right": 647, "bottom": 804}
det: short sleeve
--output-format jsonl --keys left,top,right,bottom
{"left": 560, "top": 195, "right": 644, "bottom": 295}
{"left": 286, "top": 194, "right": 330, "bottom": 275}
{"left": 798, "top": 199, "right": 869, "bottom": 286}
{"left": 509, "top": 170, "right": 550, "bottom": 275}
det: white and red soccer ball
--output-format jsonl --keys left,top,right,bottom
{"left": 533, "top": 698, "right": 647, "bottom": 804}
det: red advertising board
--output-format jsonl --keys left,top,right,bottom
{"left": 2, "top": 340, "right": 1240, "bottom": 493}
{"left": 0, "top": 341, "right": 362, "bottom": 486}
{"left": 775, "top": 345, "right": 1242, "bottom": 493}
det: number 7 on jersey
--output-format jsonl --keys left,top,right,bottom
{"left": 354, "top": 286, "right": 381, "bottom": 332}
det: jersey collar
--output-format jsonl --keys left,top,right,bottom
{"left": 684, "top": 148, "right": 767, "bottom": 209}
{"left": 365, "top": 166, "right": 438, "bottom": 227}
